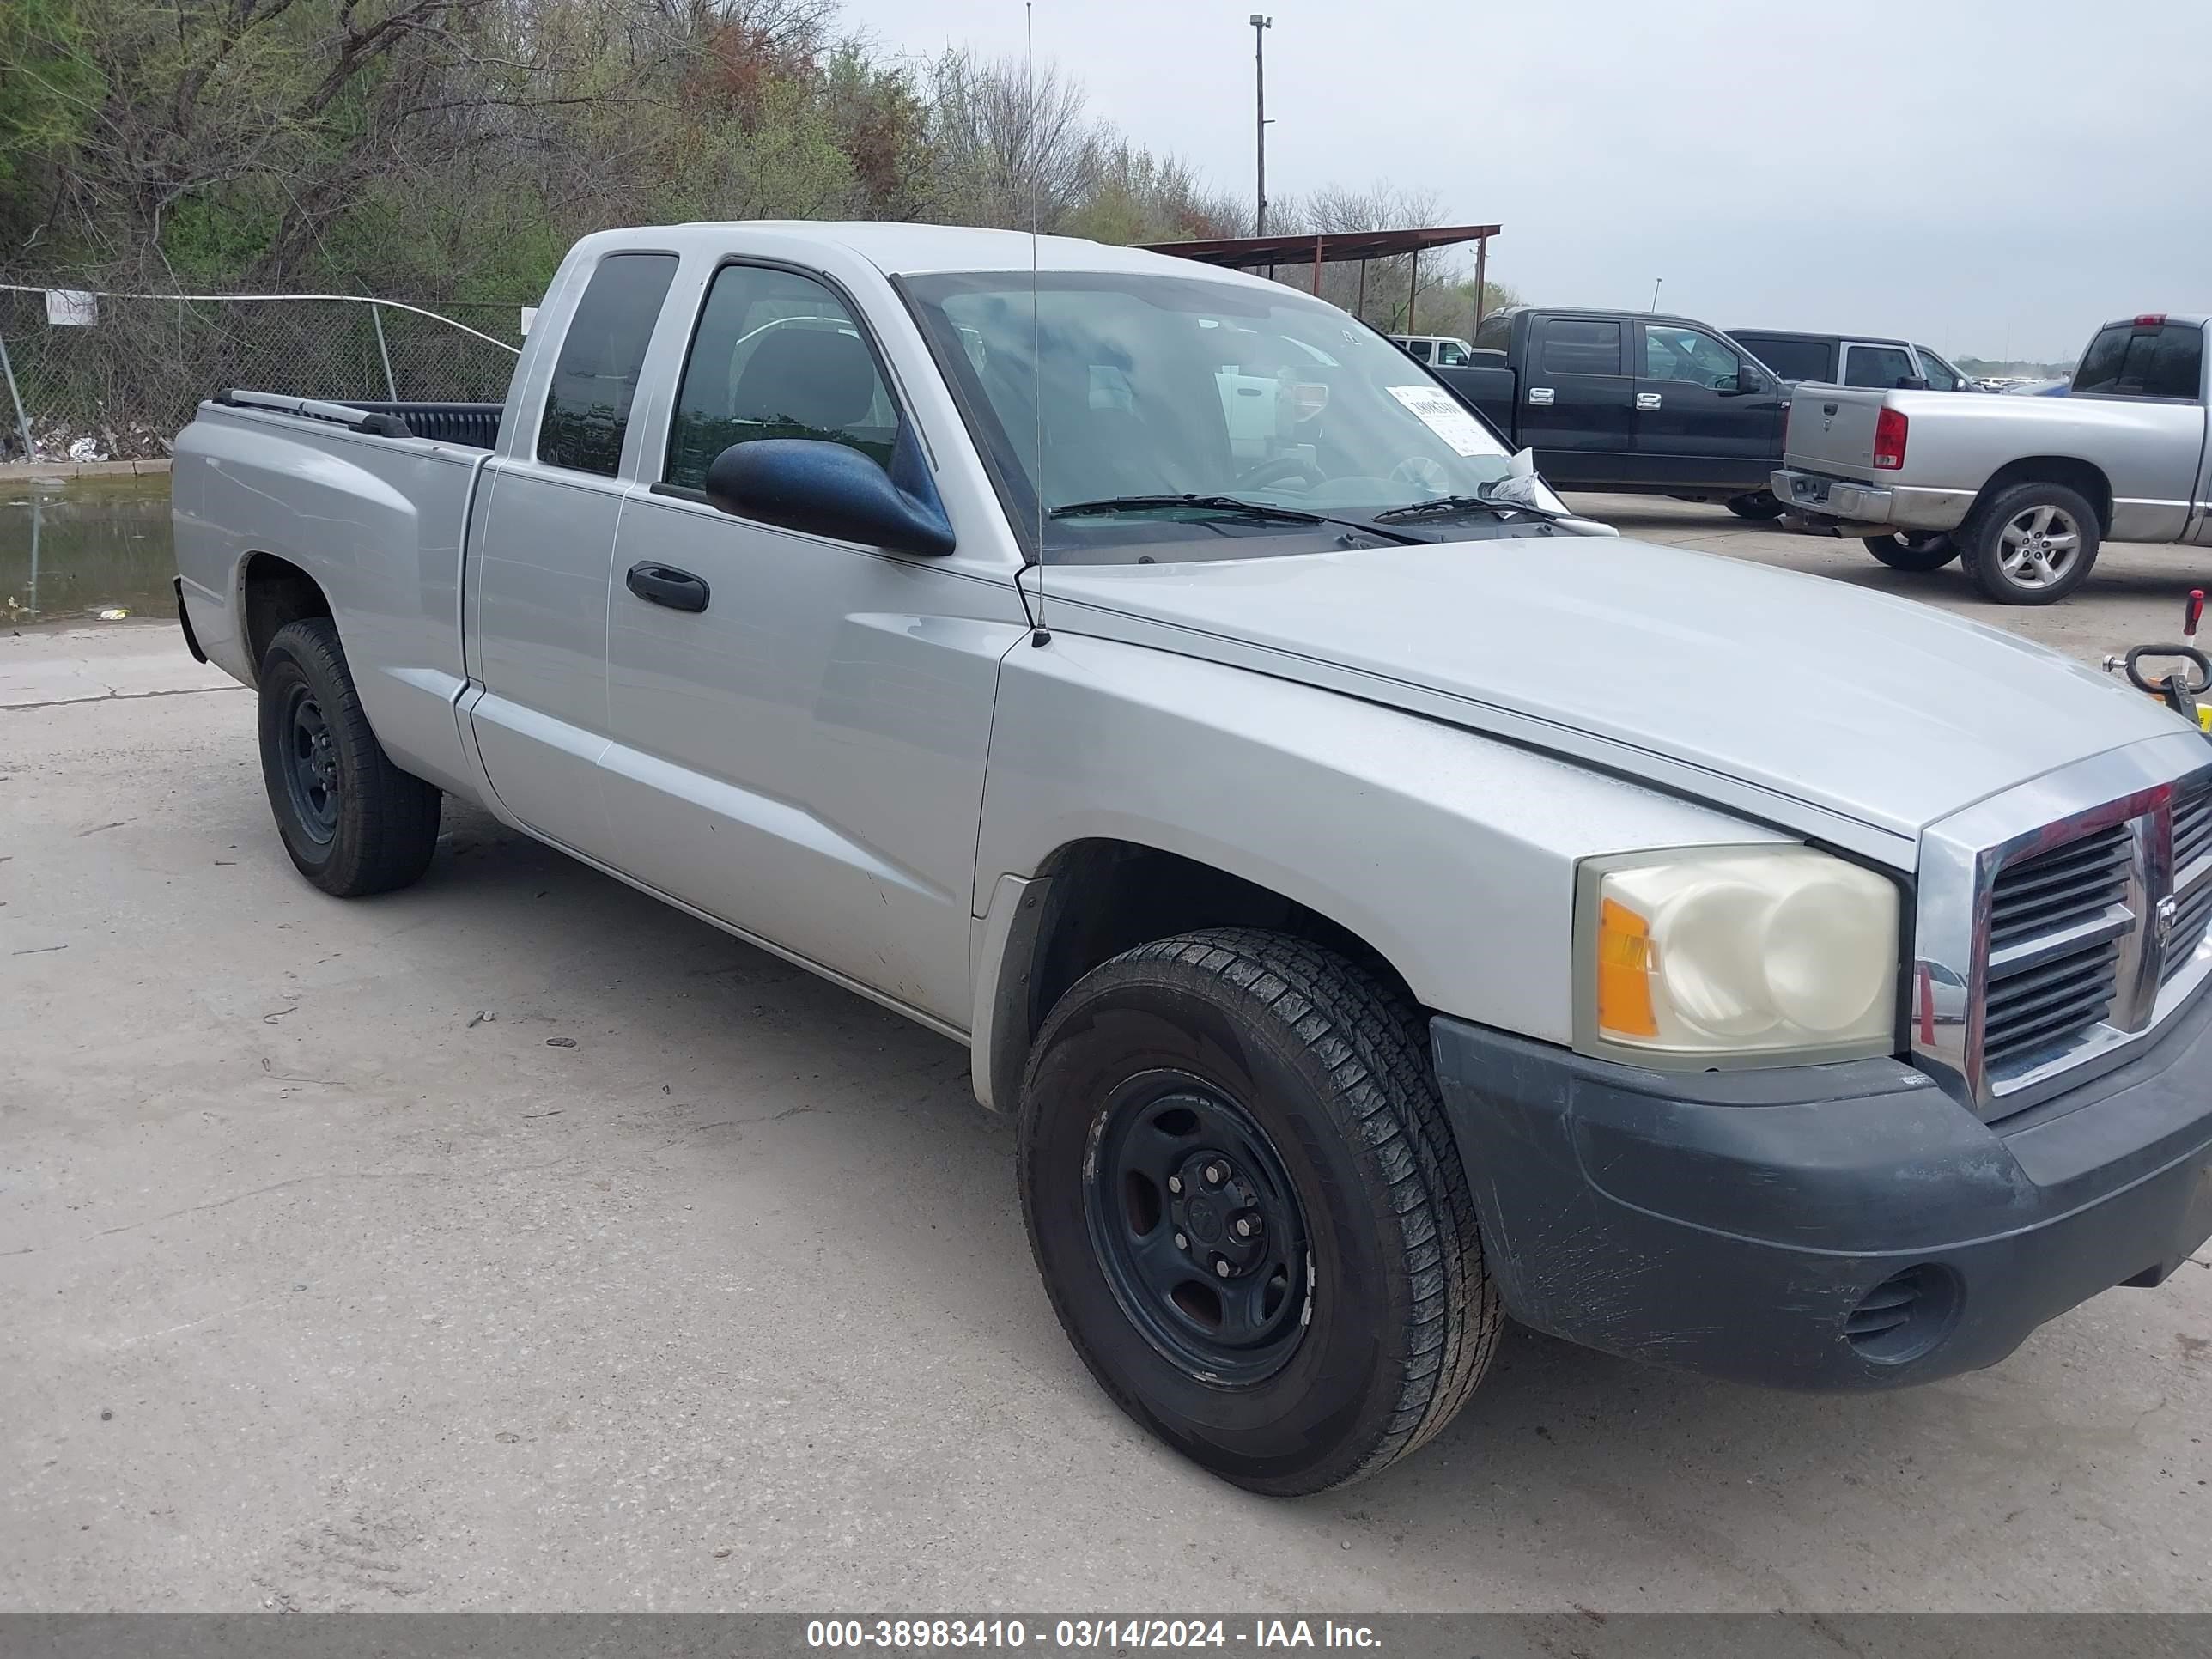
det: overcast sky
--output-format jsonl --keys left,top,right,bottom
{"left": 836, "top": 0, "right": 2209, "bottom": 362}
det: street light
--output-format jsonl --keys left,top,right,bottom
{"left": 1250, "top": 15, "right": 1273, "bottom": 239}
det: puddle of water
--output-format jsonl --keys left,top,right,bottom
{"left": 1, "top": 474, "right": 177, "bottom": 625}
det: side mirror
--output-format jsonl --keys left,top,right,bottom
{"left": 1895, "top": 375, "right": 1929, "bottom": 392}
{"left": 703, "top": 433, "right": 955, "bottom": 557}
{"left": 1722, "top": 362, "right": 1765, "bottom": 396}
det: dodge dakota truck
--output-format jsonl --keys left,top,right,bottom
{"left": 1773, "top": 313, "right": 2212, "bottom": 603}
{"left": 172, "top": 224, "right": 2212, "bottom": 1495}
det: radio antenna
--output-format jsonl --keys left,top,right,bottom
{"left": 1026, "top": 0, "right": 1050, "bottom": 646}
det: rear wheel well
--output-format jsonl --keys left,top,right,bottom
{"left": 240, "top": 554, "right": 332, "bottom": 683}
{"left": 1970, "top": 458, "right": 2112, "bottom": 533}
{"left": 987, "top": 839, "right": 1419, "bottom": 1111}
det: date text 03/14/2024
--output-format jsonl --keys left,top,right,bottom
{"left": 804, "top": 1620, "right": 1382, "bottom": 1650}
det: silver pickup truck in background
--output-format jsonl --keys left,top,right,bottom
{"left": 1773, "top": 313, "right": 2212, "bottom": 603}
{"left": 171, "top": 224, "right": 2212, "bottom": 1494}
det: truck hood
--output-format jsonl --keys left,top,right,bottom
{"left": 1031, "top": 533, "right": 2183, "bottom": 847}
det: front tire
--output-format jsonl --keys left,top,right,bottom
{"left": 1861, "top": 530, "right": 1959, "bottom": 571}
{"left": 1018, "top": 929, "right": 1499, "bottom": 1494}
{"left": 1960, "top": 483, "right": 2100, "bottom": 604}
{"left": 258, "top": 617, "right": 441, "bottom": 896}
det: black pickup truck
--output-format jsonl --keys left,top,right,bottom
{"left": 1437, "top": 306, "right": 1790, "bottom": 518}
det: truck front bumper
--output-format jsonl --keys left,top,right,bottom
{"left": 1430, "top": 988, "right": 2212, "bottom": 1390}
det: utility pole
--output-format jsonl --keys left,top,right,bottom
{"left": 1250, "top": 15, "right": 1273, "bottom": 237}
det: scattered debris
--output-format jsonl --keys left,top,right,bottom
{"left": 521, "top": 1109, "right": 562, "bottom": 1120}
{"left": 10, "top": 944, "right": 66, "bottom": 957}
{"left": 466, "top": 1010, "right": 490, "bottom": 1028}
{"left": 98, "top": 607, "right": 131, "bottom": 621}
{"left": 99, "top": 1409, "right": 113, "bottom": 1422}
{"left": 544, "top": 1036, "right": 577, "bottom": 1048}
{"left": 76, "top": 822, "right": 126, "bottom": 836}
{"left": 261, "top": 1005, "right": 299, "bottom": 1024}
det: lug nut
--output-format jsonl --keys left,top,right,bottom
{"left": 1234, "top": 1215, "right": 1257, "bottom": 1238}
{"left": 1174, "top": 1231, "right": 1188, "bottom": 1250}
{"left": 1213, "top": 1258, "right": 1233, "bottom": 1279}
{"left": 1166, "top": 1175, "right": 1182, "bottom": 1194}
{"left": 1203, "top": 1164, "right": 1224, "bottom": 1186}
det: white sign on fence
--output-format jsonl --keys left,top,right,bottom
{"left": 520, "top": 306, "right": 538, "bottom": 337}
{"left": 44, "top": 289, "right": 98, "bottom": 326}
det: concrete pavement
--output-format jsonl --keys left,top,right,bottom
{"left": 5, "top": 511, "right": 2212, "bottom": 1613}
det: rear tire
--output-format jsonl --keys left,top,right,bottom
{"left": 257, "top": 617, "right": 441, "bottom": 896}
{"left": 1018, "top": 928, "right": 1499, "bottom": 1495}
{"left": 1960, "top": 482, "right": 2100, "bottom": 605}
{"left": 1725, "top": 492, "right": 1786, "bottom": 520}
{"left": 1861, "top": 530, "right": 1960, "bottom": 571}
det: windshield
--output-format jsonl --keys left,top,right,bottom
{"left": 902, "top": 270, "right": 1515, "bottom": 555}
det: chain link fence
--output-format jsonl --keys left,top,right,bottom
{"left": 0, "top": 287, "right": 527, "bottom": 462}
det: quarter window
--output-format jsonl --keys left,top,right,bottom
{"left": 536, "top": 253, "right": 678, "bottom": 477}
{"left": 665, "top": 264, "right": 899, "bottom": 489}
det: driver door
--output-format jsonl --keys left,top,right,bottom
{"left": 1632, "top": 321, "right": 1782, "bottom": 489}
{"left": 598, "top": 260, "right": 1015, "bottom": 1028}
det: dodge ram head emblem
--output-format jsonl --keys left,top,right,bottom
{"left": 2158, "top": 894, "right": 2179, "bottom": 942}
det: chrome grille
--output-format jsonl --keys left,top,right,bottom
{"left": 2174, "top": 789, "right": 2212, "bottom": 872}
{"left": 1912, "top": 737, "right": 2212, "bottom": 1121}
{"left": 1987, "top": 823, "right": 2133, "bottom": 949}
{"left": 2163, "top": 787, "right": 2212, "bottom": 986}
{"left": 1980, "top": 823, "right": 2134, "bottom": 1071}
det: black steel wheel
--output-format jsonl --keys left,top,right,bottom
{"left": 257, "top": 617, "right": 442, "bottom": 896}
{"left": 279, "top": 683, "right": 343, "bottom": 846}
{"left": 1085, "top": 1079, "right": 1310, "bottom": 1387}
{"left": 1019, "top": 928, "right": 1499, "bottom": 1495}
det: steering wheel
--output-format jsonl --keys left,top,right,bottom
{"left": 1235, "top": 453, "right": 1321, "bottom": 490}
{"left": 1389, "top": 456, "right": 1450, "bottom": 492}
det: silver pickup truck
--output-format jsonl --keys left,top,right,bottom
{"left": 172, "top": 224, "right": 2212, "bottom": 1495}
{"left": 1773, "top": 313, "right": 2212, "bottom": 603}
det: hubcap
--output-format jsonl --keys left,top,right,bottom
{"left": 283, "top": 687, "right": 342, "bottom": 844}
{"left": 1997, "top": 504, "right": 2081, "bottom": 587}
{"left": 1084, "top": 1079, "right": 1310, "bottom": 1386}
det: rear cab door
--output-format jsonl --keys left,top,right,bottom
{"left": 464, "top": 242, "right": 682, "bottom": 863}
{"left": 1515, "top": 312, "right": 1638, "bottom": 483}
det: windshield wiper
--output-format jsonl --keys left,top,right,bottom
{"left": 1370, "top": 491, "right": 1570, "bottom": 525}
{"left": 1048, "top": 494, "right": 1326, "bottom": 524}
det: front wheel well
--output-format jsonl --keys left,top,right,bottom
{"left": 240, "top": 553, "right": 332, "bottom": 684}
{"left": 983, "top": 838, "right": 1419, "bottom": 1112}
{"left": 1968, "top": 458, "right": 2112, "bottom": 534}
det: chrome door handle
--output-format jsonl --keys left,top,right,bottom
{"left": 1636, "top": 392, "right": 1663, "bottom": 410}
{"left": 1528, "top": 387, "right": 1554, "bottom": 406}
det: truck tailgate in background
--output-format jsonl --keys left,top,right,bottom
{"left": 1782, "top": 385, "right": 1887, "bottom": 478}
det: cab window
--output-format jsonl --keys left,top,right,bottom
{"left": 665, "top": 264, "right": 900, "bottom": 489}
{"left": 1844, "top": 344, "right": 1917, "bottom": 389}
{"left": 1642, "top": 325, "right": 1741, "bottom": 388}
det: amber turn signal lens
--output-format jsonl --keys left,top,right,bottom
{"left": 1595, "top": 896, "right": 1659, "bottom": 1038}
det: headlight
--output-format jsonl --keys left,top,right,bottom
{"left": 1577, "top": 846, "right": 1899, "bottom": 1066}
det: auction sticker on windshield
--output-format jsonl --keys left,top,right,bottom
{"left": 1386, "top": 385, "right": 1493, "bottom": 456}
